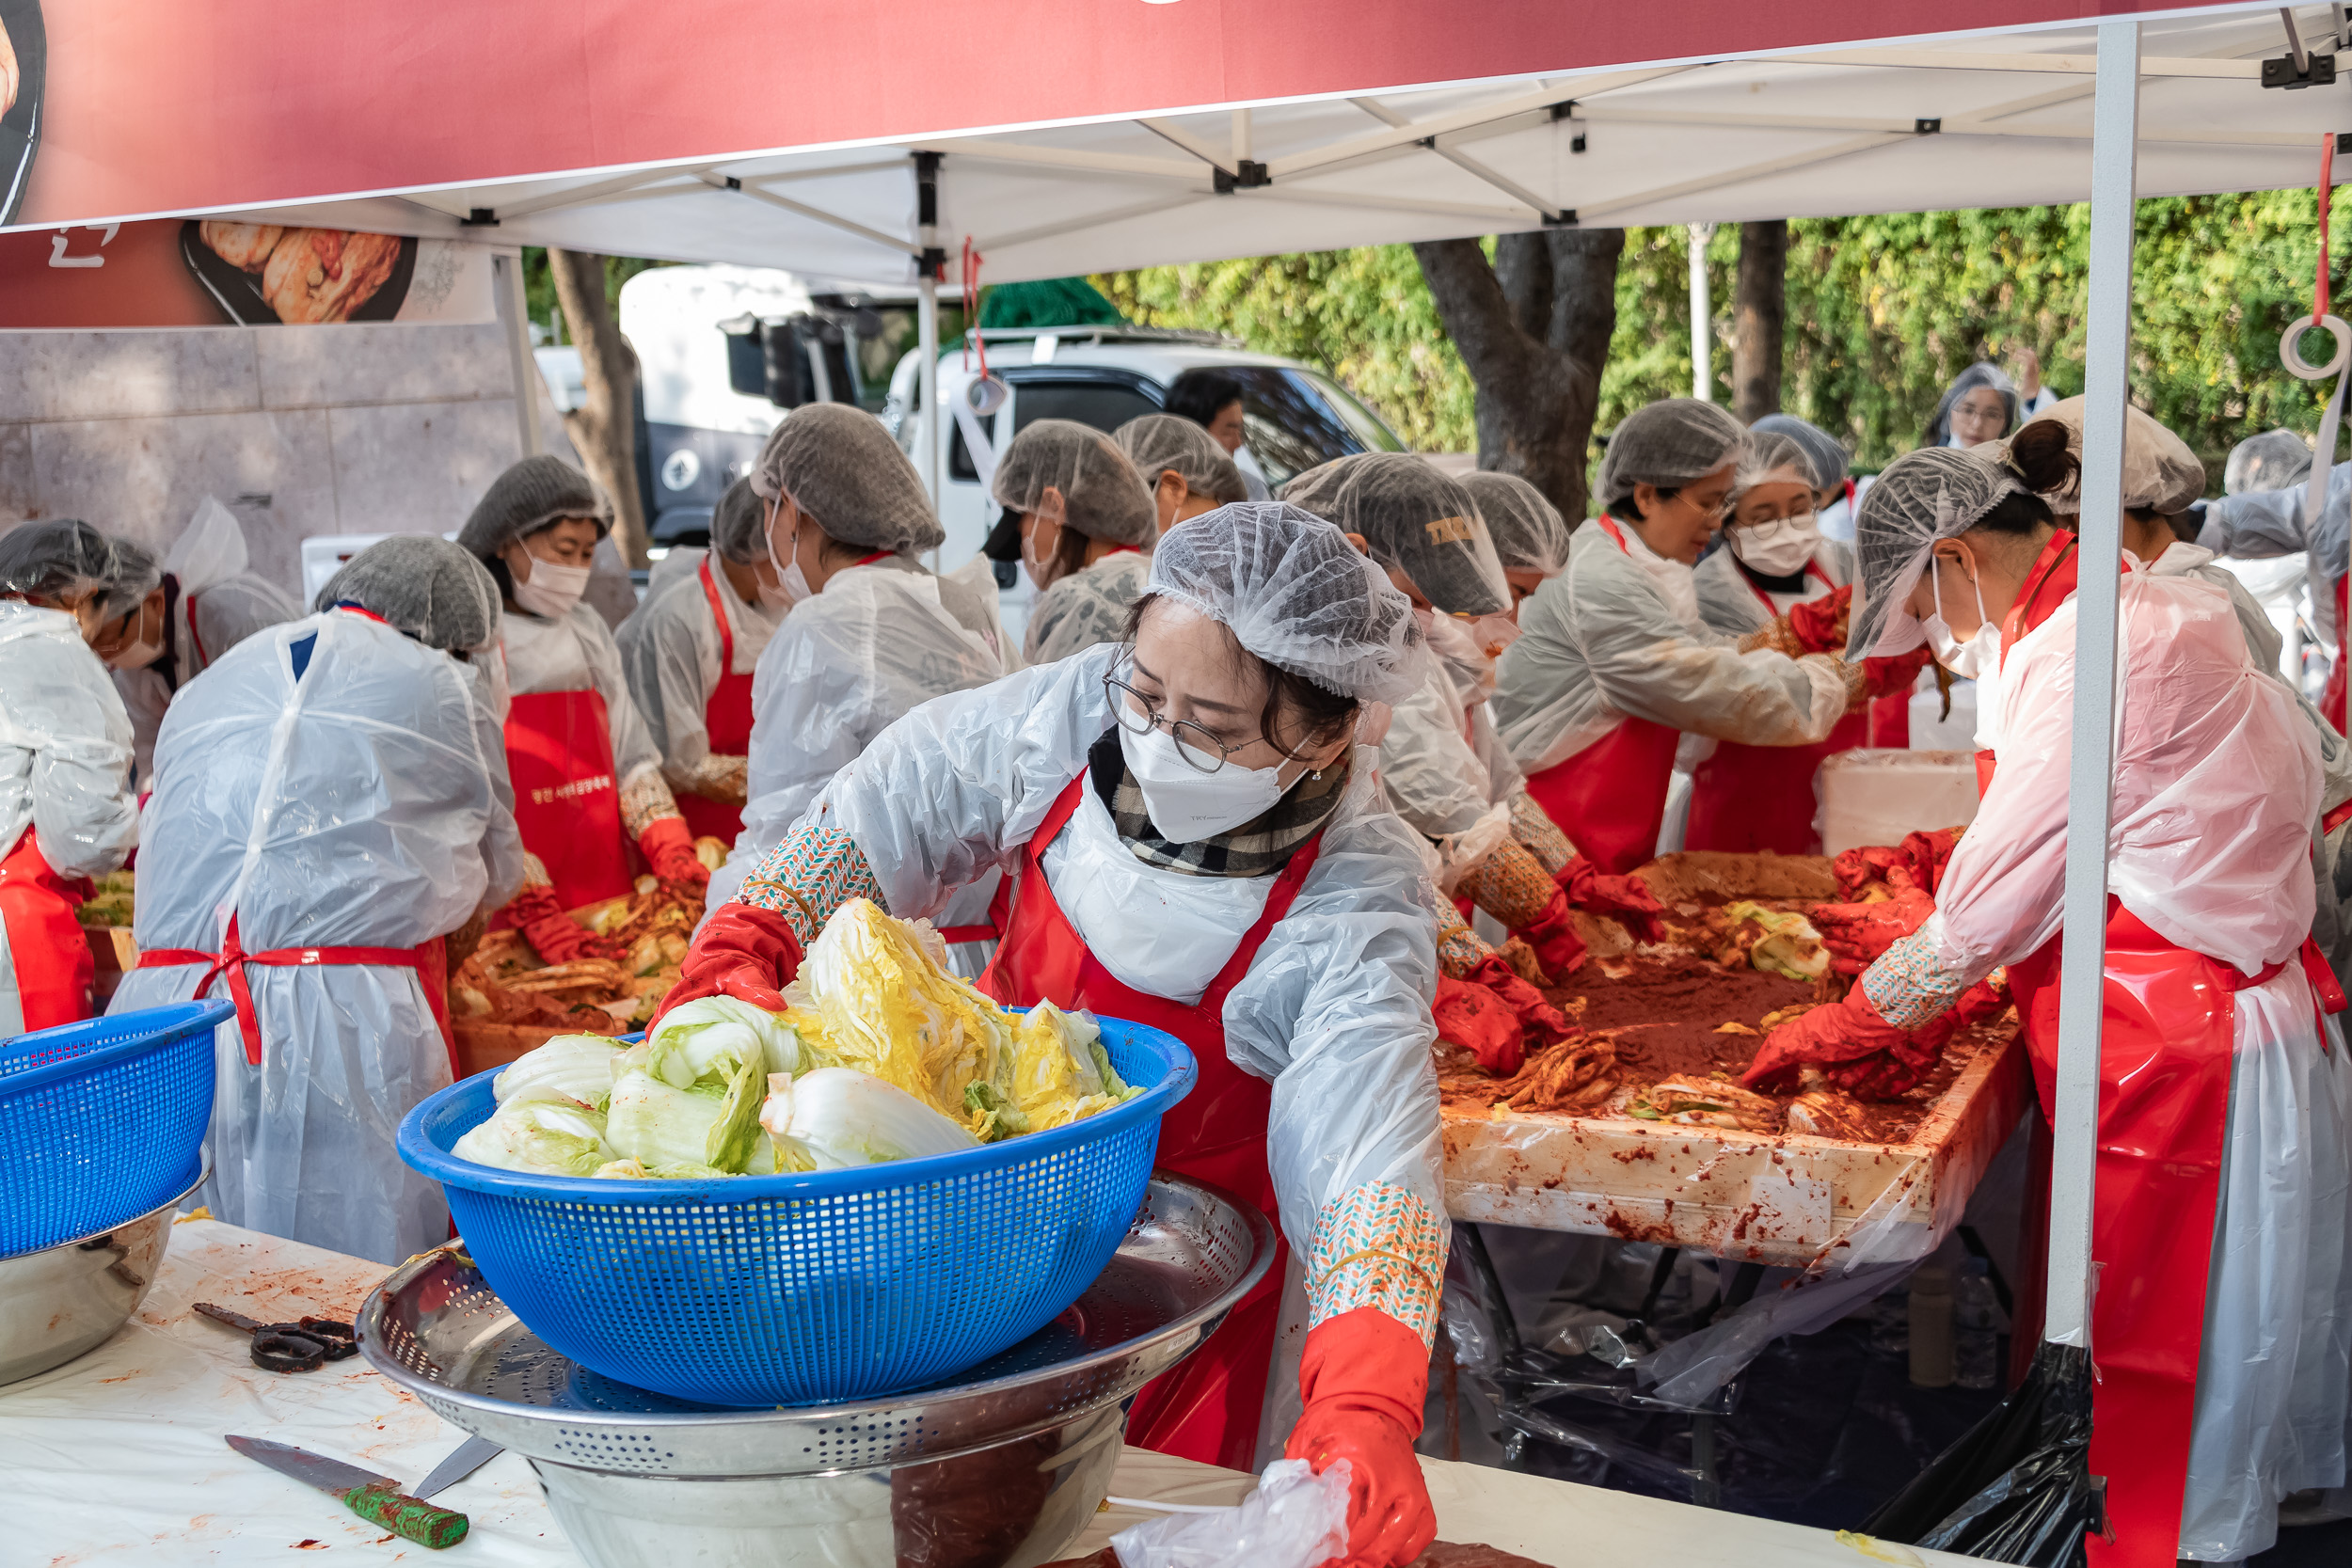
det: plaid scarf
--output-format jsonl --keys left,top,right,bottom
{"left": 1089, "top": 728, "right": 1348, "bottom": 879}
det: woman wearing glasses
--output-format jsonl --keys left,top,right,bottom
{"left": 658, "top": 503, "right": 1448, "bottom": 1568}
{"left": 1492, "top": 399, "right": 1913, "bottom": 872}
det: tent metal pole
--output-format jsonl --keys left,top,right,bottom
{"left": 493, "top": 251, "right": 542, "bottom": 459}
{"left": 2044, "top": 16, "right": 2140, "bottom": 1353}
{"left": 919, "top": 276, "right": 941, "bottom": 542}
{"left": 1687, "top": 224, "right": 1714, "bottom": 402}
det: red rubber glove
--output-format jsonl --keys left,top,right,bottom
{"left": 1466, "top": 953, "right": 1573, "bottom": 1047}
{"left": 1285, "top": 1308, "right": 1437, "bottom": 1568}
{"left": 1829, "top": 827, "right": 1963, "bottom": 899}
{"left": 1557, "top": 856, "right": 1668, "bottom": 942}
{"left": 638, "top": 816, "right": 711, "bottom": 892}
{"left": 505, "top": 885, "right": 624, "bottom": 966}
{"left": 652, "top": 900, "right": 804, "bottom": 1023}
{"left": 1431, "top": 974, "right": 1524, "bottom": 1075}
{"left": 1863, "top": 644, "right": 1935, "bottom": 700}
{"left": 1786, "top": 582, "right": 1852, "bottom": 655}
{"left": 1805, "top": 888, "right": 1935, "bottom": 976}
{"left": 1740, "top": 984, "right": 1950, "bottom": 1101}
{"left": 1511, "top": 888, "right": 1587, "bottom": 982}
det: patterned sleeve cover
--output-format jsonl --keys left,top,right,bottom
{"left": 737, "top": 817, "right": 885, "bottom": 945}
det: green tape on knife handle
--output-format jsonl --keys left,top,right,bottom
{"left": 342, "top": 1481, "right": 469, "bottom": 1549}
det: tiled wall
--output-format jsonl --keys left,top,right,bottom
{"left": 0, "top": 322, "right": 577, "bottom": 596}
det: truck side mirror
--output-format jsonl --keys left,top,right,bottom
{"left": 719, "top": 314, "right": 768, "bottom": 400}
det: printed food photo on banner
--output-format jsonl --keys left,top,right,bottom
{"left": 0, "top": 216, "right": 491, "bottom": 328}
{"left": 0, "top": 0, "right": 43, "bottom": 225}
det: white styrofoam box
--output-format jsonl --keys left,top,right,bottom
{"left": 1817, "top": 748, "right": 1980, "bottom": 856}
{"left": 299, "top": 531, "right": 460, "bottom": 606}
{"left": 1909, "top": 678, "right": 1979, "bottom": 751}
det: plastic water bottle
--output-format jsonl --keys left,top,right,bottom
{"left": 1954, "top": 1258, "right": 2003, "bottom": 1390}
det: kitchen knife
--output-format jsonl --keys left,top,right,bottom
{"left": 225, "top": 1435, "right": 469, "bottom": 1549}
{"left": 414, "top": 1434, "right": 503, "bottom": 1501}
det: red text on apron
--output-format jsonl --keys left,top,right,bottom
{"left": 0, "top": 828, "right": 97, "bottom": 1033}
{"left": 977, "top": 771, "right": 1324, "bottom": 1470}
{"left": 139, "top": 913, "right": 455, "bottom": 1076}
{"left": 1686, "top": 562, "right": 1860, "bottom": 855}
{"left": 1519, "top": 517, "right": 1683, "bottom": 874}
{"left": 675, "top": 559, "right": 756, "bottom": 846}
{"left": 501, "top": 688, "right": 631, "bottom": 915}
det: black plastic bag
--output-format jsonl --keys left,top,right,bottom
{"left": 1861, "top": 1341, "right": 2106, "bottom": 1567}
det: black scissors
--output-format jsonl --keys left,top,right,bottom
{"left": 194, "top": 1301, "right": 359, "bottom": 1373}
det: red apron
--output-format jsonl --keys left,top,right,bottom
{"left": 977, "top": 772, "right": 1324, "bottom": 1470}
{"left": 501, "top": 688, "right": 631, "bottom": 914}
{"left": 2006, "top": 910, "right": 2285, "bottom": 1568}
{"left": 0, "top": 828, "right": 97, "bottom": 1034}
{"left": 1519, "top": 517, "right": 1684, "bottom": 875}
{"left": 1686, "top": 562, "right": 1862, "bottom": 856}
{"left": 138, "top": 913, "right": 455, "bottom": 1076}
{"left": 675, "top": 559, "right": 756, "bottom": 846}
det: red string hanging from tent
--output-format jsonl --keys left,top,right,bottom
{"left": 2317, "top": 133, "right": 2335, "bottom": 325}
{"left": 961, "top": 236, "right": 988, "bottom": 383}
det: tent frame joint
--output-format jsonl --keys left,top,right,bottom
{"left": 458, "top": 207, "right": 500, "bottom": 228}
{"left": 1212, "top": 160, "right": 1271, "bottom": 194}
{"left": 1915, "top": 118, "right": 1942, "bottom": 135}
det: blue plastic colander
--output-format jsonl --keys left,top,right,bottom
{"left": 0, "top": 998, "right": 228, "bottom": 1259}
{"left": 399, "top": 1013, "right": 1196, "bottom": 1407}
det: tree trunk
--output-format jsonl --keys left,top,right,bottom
{"left": 548, "top": 250, "right": 649, "bottom": 567}
{"left": 1732, "top": 220, "right": 1788, "bottom": 424}
{"left": 1413, "top": 228, "right": 1624, "bottom": 526}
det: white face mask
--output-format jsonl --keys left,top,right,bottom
{"left": 1925, "top": 555, "right": 1999, "bottom": 680}
{"left": 751, "top": 562, "right": 796, "bottom": 613}
{"left": 1022, "top": 516, "right": 1062, "bottom": 592}
{"left": 1729, "top": 513, "right": 1820, "bottom": 577}
{"left": 512, "top": 555, "right": 591, "bottom": 620}
{"left": 105, "top": 612, "right": 167, "bottom": 672}
{"left": 764, "top": 499, "right": 814, "bottom": 610}
{"left": 1118, "top": 721, "right": 1290, "bottom": 842}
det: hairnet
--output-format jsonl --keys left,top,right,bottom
{"left": 1115, "top": 414, "right": 1248, "bottom": 505}
{"left": 1846, "top": 446, "right": 2025, "bottom": 657}
{"left": 1731, "top": 431, "right": 1824, "bottom": 503}
{"left": 0, "top": 519, "right": 161, "bottom": 619}
{"left": 2224, "top": 429, "right": 2313, "bottom": 496}
{"left": 315, "top": 534, "right": 503, "bottom": 654}
{"left": 454, "top": 456, "right": 612, "bottom": 559}
{"left": 1750, "top": 414, "right": 1851, "bottom": 493}
{"left": 1278, "top": 453, "right": 1509, "bottom": 617}
{"left": 2008, "top": 395, "right": 2205, "bottom": 516}
{"left": 992, "top": 419, "right": 1158, "bottom": 546}
{"left": 1145, "top": 501, "right": 1421, "bottom": 704}
{"left": 709, "top": 477, "right": 769, "bottom": 565}
{"left": 1924, "top": 362, "right": 2019, "bottom": 447}
{"left": 1596, "top": 399, "right": 1748, "bottom": 509}
{"left": 750, "top": 402, "right": 944, "bottom": 554}
{"left": 1457, "top": 470, "right": 1569, "bottom": 577}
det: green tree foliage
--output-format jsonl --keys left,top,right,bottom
{"left": 1097, "top": 189, "right": 2351, "bottom": 492}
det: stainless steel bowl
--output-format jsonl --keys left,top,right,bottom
{"left": 359, "top": 1174, "right": 1275, "bottom": 1568}
{"left": 0, "top": 1170, "right": 202, "bottom": 1386}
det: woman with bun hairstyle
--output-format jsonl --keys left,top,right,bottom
{"left": 1745, "top": 420, "right": 2349, "bottom": 1568}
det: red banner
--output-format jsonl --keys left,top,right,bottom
{"left": 0, "top": 0, "right": 2217, "bottom": 233}
{"left": 0, "top": 216, "right": 494, "bottom": 326}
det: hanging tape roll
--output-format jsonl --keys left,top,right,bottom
{"left": 2280, "top": 311, "right": 2349, "bottom": 530}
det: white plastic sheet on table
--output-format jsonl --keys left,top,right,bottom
{"left": 1072, "top": 1445, "right": 1996, "bottom": 1567}
{"left": 0, "top": 1219, "right": 579, "bottom": 1566}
